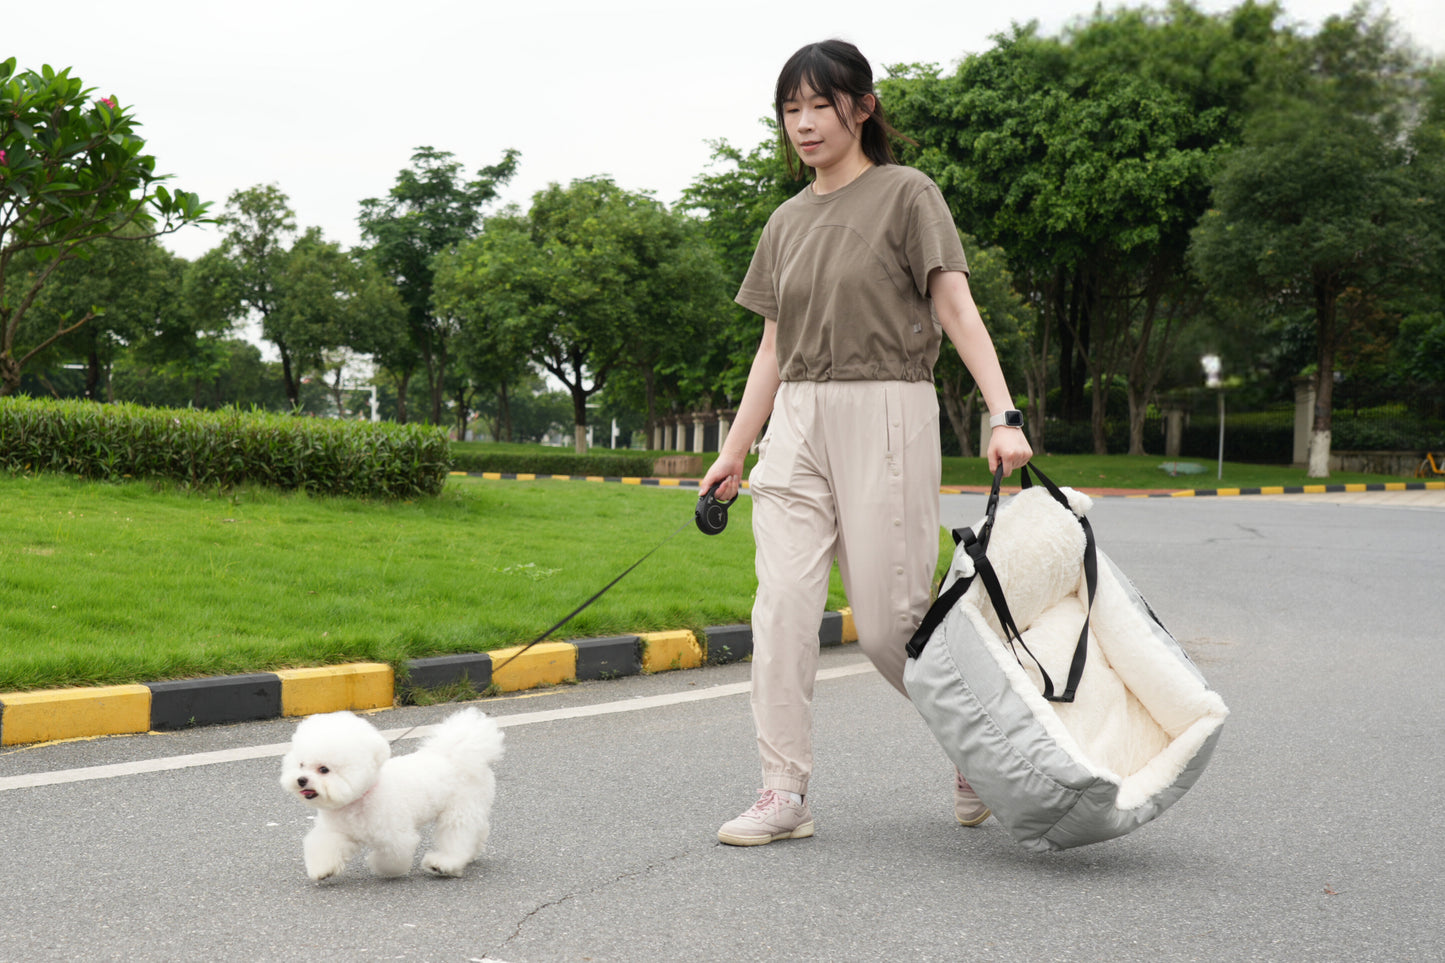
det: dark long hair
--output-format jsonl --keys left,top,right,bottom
{"left": 774, "top": 39, "right": 915, "bottom": 180}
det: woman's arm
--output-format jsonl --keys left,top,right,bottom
{"left": 929, "top": 269, "right": 1033, "bottom": 474}
{"left": 699, "top": 319, "right": 781, "bottom": 501}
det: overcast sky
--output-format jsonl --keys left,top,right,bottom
{"left": 9, "top": 0, "right": 1443, "bottom": 266}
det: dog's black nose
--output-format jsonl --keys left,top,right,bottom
{"left": 297, "top": 776, "right": 308, "bottom": 788}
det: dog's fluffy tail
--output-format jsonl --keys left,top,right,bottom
{"left": 421, "top": 707, "right": 505, "bottom": 771}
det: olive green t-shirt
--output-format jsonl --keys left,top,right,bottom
{"left": 736, "top": 164, "right": 970, "bottom": 383}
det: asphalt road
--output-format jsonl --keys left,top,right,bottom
{"left": 1, "top": 493, "right": 1440, "bottom": 963}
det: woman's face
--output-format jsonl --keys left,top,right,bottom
{"left": 781, "top": 82, "right": 870, "bottom": 174}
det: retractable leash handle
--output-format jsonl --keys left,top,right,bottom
{"left": 695, "top": 483, "right": 737, "bottom": 536}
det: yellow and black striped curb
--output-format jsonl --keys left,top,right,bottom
{"left": 454, "top": 471, "right": 1445, "bottom": 499}
{"left": 0, "top": 612, "right": 857, "bottom": 748}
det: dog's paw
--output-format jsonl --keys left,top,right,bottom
{"left": 306, "top": 859, "right": 344, "bottom": 882}
{"left": 421, "top": 853, "right": 466, "bottom": 877}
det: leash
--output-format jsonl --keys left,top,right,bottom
{"left": 389, "top": 486, "right": 733, "bottom": 747}
{"left": 488, "top": 513, "right": 696, "bottom": 676}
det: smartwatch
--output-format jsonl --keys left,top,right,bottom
{"left": 989, "top": 409, "right": 1024, "bottom": 429}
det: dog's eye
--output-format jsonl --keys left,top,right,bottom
{"left": 318, "top": 766, "right": 329, "bottom": 774}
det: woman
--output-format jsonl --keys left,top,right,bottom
{"left": 701, "top": 39, "right": 1032, "bottom": 846}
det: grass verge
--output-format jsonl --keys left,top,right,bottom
{"left": 0, "top": 474, "right": 843, "bottom": 693}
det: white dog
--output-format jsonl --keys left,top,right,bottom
{"left": 279, "top": 708, "right": 504, "bottom": 881}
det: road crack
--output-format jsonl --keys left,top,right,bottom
{"left": 485, "top": 848, "right": 697, "bottom": 958}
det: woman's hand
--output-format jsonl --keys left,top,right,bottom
{"left": 700, "top": 451, "right": 747, "bottom": 502}
{"left": 987, "top": 427, "right": 1033, "bottom": 476}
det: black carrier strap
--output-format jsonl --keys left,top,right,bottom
{"left": 906, "top": 464, "right": 1098, "bottom": 704}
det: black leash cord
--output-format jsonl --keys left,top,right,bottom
{"left": 489, "top": 514, "right": 696, "bottom": 676}
{"left": 389, "top": 513, "right": 693, "bottom": 747}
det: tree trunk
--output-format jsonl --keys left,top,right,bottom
{"left": 572, "top": 388, "right": 589, "bottom": 454}
{"left": 86, "top": 346, "right": 104, "bottom": 402}
{"left": 0, "top": 355, "right": 19, "bottom": 396}
{"left": 1126, "top": 384, "right": 1149, "bottom": 457}
{"left": 277, "top": 340, "right": 300, "bottom": 410}
{"left": 1090, "top": 376, "right": 1109, "bottom": 456}
{"left": 498, "top": 381, "right": 513, "bottom": 442}
{"left": 1023, "top": 366, "right": 1046, "bottom": 454}
{"left": 453, "top": 384, "right": 470, "bottom": 441}
{"left": 395, "top": 370, "right": 412, "bottom": 424}
{"left": 643, "top": 367, "right": 658, "bottom": 451}
{"left": 1022, "top": 303, "right": 1051, "bottom": 454}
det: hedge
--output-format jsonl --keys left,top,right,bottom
{"left": 448, "top": 447, "right": 658, "bottom": 478}
{"left": 0, "top": 398, "right": 451, "bottom": 498}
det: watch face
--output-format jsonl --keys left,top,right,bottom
{"left": 1005, "top": 410, "right": 1023, "bottom": 428}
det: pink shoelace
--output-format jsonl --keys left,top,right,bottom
{"left": 744, "top": 789, "right": 792, "bottom": 816}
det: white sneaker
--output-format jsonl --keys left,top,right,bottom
{"left": 954, "top": 771, "right": 991, "bottom": 826}
{"left": 718, "top": 789, "right": 815, "bottom": 846}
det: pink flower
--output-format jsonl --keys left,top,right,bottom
{"left": 0, "top": 150, "right": 7, "bottom": 166}
{"left": 99, "top": 96, "right": 116, "bottom": 110}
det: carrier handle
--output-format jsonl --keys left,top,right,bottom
{"left": 907, "top": 464, "right": 1098, "bottom": 705}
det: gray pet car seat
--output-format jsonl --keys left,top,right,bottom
{"left": 904, "top": 465, "right": 1229, "bottom": 852}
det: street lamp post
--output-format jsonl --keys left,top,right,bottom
{"left": 1201, "top": 355, "right": 1223, "bottom": 481}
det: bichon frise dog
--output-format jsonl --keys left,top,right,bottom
{"left": 279, "top": 707, "right": 504, "bottom": 881}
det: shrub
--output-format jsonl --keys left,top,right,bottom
{"left": 0, "top": 398, "right": 451, "bottom": 498}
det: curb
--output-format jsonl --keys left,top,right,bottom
{"left": 0, "top": 611, "right": 854, "bottom": 748}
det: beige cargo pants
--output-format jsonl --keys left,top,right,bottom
{"left": 747, "top": 380, "right": 942, "bottom": 796}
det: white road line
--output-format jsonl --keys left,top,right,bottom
{"left": 0, "top": 660, "right": 875, "bottom": 792}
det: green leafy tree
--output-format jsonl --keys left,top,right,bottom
{"left": 204, "top": 186, "right": 403, "bottom": 409}
{"left": 201, "top": 184, "right": 298, "bottom": 401}
{"left": 0, "top": 59, "right": 208, "bottom": 395}
{"left": 358, "top": 146, "right": 519, "bottom": 425}
{"left": 439, "top": 178, "right": 728, "bottom": 453}
{"left": 883, "top": 2, "right": 1280, "bottom": 452}
{"left": 272, "top": 230, "right": 405, "bottom": 391}
{"left": 12, "top": 232, "right": 182, "bottom": 401}
{"left": 433, "top": 217, "right": 535, "bottom": 442}
{"left": 1190, "top": 6, "right": 1443, "bottom": 475}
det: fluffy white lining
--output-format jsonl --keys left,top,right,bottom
{"left": 964, "top": 486, "right": 1228, "bottom": 810}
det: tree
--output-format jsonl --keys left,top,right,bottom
{"left": 1190, "top": 6, "right": 1443, "bottom": 475}
{"left": 272, "top": 230, "right": 405, "bottom": 391}
{"left": 433, "top": 218, "right": 536, "bottom": 442}
{"left": 358, "top": 146, "right": 519, "bottom": 425}
{"left": 438, "top": 178, "right": 729, "bottom": 453}
{"left": 201, "top": 184, "right": 298, "bottom": 400}
{"left": 883, "top": 2, "right": 1280, "bottom": 452}
{"left": 204, "top": 186, "right": 403, "bottom": 408}
{"left": 0, "top": 59, "right": 207, "bottom": 395}
{"left": 11, "top": 232, "right": 182, "bottom": 401}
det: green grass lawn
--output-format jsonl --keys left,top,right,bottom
{"left": 0, "top": 474, "right": 820, "bottom": 692}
